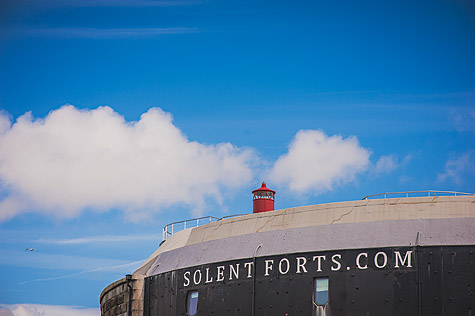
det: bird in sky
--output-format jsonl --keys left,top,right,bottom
{"left": 25, "top": 248, "right": 37, "bottom": 252}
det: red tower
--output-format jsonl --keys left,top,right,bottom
{"left": 252, "top": 181, "right": 276, "bottom": 213}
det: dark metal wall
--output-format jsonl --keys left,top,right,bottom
{"left": 144, "top": 246, "right": 474, "bottom": 316}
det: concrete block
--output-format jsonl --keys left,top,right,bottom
{"left": 120, "top": 303, "right": 127, "bottom": 314}
{"left": 131, "top": 300, "right": 142, "bottom": 311}
{"left": 132, "top": 289, "right": 142, "bottom": 300}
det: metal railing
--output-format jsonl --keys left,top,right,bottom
{"left": 361, "top": 190, "right": 474, "bottom": 200}
{"left": 162, "top": 214, "right": 246, "bottom": 241}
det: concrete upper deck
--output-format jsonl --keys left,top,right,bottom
{"left": 135, "top": 195, "right": 475, "bottom": 276}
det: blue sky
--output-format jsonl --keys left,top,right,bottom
{"left": 0, "top": 0, "right": 474, "bottom": 315}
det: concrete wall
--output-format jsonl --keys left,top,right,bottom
{"left": 100, "top": 276, "right": 144, "bottom": 316}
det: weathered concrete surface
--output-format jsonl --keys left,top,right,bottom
{"left": 186, "top": 196, "right": 475, "bottom": 245}
{"left": 100, "top": 275, "right": 144, "bottom": 316}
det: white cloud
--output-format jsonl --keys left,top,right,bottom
{"left": 450, "top": 107, "right": 475, "bottom": 133}
{"left": 35, "top": 234, "right": 161, "bottom": 245}
{"left": 0, "top": 248, "right": 144, "bottom": 285}
{"left": 0, "top": 249, "right": 142, "bottom": 274}
{"left": 269, "top": 130, "right": 370, "bottom": 194}
{"left": 373, "top": 152, "right": 414, "bottom": 175}
{"left": 28, "top": 0, "right": 200, "bottom": 8}
{"left": 438, "top": 151, "right": 475, "bottom": 185}
{"left": 0, "top": 106, "right": 254, "bottom": 221}
{"left": 0, "top": 112, "right": 11, "bottom": 134}
{"left": 17, "top": 260, "right": 145, "bottom": 285}
{"left": 8, "top": 27, "right": 200, "bottom": 39}
{"left": 0, "top": 304, "right": 99, "bottom": 316}
{"left": 374, "top": 154, "right": 398, "bottom": 174}
{"left": 0, "top": 308, "right": 14, "bottom": 316}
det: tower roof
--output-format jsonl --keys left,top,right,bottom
{"left": 252, "top": 181, "right": 276, "bottom": 194}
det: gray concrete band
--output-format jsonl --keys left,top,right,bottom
{"left": 147, "top": 217, "right": 475, "bottom": 276}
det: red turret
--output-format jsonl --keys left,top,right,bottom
{"left": 252, "top": 181, "right": 276, "bottom": 213}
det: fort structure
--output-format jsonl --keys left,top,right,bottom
{"left": 100, "top": 186, "right": 475, "bottom": 316}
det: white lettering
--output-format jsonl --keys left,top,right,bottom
{"left": 395, "top": 251, "right": 413, "bottom": 268}
{"left": 244, "top": 262, "right": 253, "bottom": 278}
{"left": 229, "top": 264, "right": 239, "bottom": 280}
{"left": 279, "top": 258, "right": 290, "bottom": 275}
{"left": 184, "top": 249, "right": 414, "bottom": 286}
{"left": 356, "top": 253, "right": 368, "bottom": 270}
{"left": 313, "top": 255, "right": 326, "bottom": 272}
{"left": 216, "top": 266, "right": 225, "bottom": 281}
{"left": 184, "top": 271, "right": 190, "bottom": 287}
{"left": 193, "top": 269, "right": 202, "bottom": 285}
{"left": 265, "top": 260, "right": 274, "bottom": 276}
{"left": 374, "top": 252, "right": 388, "bottom": 269}
{"left": 331, "top": 254, "right": 342, "bottom": 271}
{"left": 205, "top": 268, "right": 213, "bottom": 283}
{"left": 296, "top": 257, "right": 308, "bottom": 274}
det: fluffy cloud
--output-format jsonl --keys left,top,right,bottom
{"left": 0, "top": 304, "right": 98, "bottom": 316}
{"left": 373, "top": 153, "right": 413, "bottom": 175}
{"left": 269, "top": 130, "right": 370, "bottom": 194}
{"left": 35, "top": 234, "right": 161, "bottom": 245}
{"left": 438, "top": 151, "right": 475, "bottom": 185}
{"left": 0, "top": 308, "right": 14, "bottom": 316}
{"left": 0, "top": 112, "right": 11, "bottom": 133}
{"left": 374, "top": 154, "right": 398, "bottom": 174}
{"left": 0, "top": 249, "right": 143, "bottom": 275}
{"left": 0, "top": 106, "right": 254, "bottom": 221}
{"left": 450, "top": 107, "right": 475, "bottom": 133}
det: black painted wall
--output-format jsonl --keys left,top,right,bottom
{"left": 144, "top": 246, "right": 474, "bottom": 316}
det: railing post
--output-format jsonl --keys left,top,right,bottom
{"left": 162, "top": 228, "right": 167, "bottom": 241}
